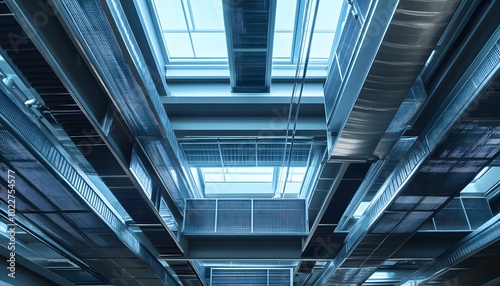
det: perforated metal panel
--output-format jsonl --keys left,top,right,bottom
{"left": 217, "top": 200, "right": 252, "bottom": 233}
{"left": 183, "top": 199, "right": 307, "bottom": 235}
{"left": 183, "top": 200, "right": 216, "bottom": 233}
{"left": 253, "top": 200, "right": 307, "bottom": 233}
{"left": 211, "top": 268, "right": 292, "bottom": 286}
{"left": 433, "top": 198, "right": 469, "bottom": 230}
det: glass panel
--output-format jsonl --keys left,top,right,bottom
{"left": 273, "top": 32, "right": 294, "bottom": 59}
{"left": 191, "top": 32, "right": 228, "bottom": 58}
{"left": 189, "top": 0, "right": 225, "bottom": 30}
{"left": 164, "top": 32, "right": 194, "bottom": 58}
{"left": 275, "top": 0, "right": 297, "bottom": 31}
{"left": 315, "top": 0, "right": 343, "bottom": 30}
{"left": 153, "top": 0, "right": 187, "bottom": 31}
{"left": 201, "top": 167, "right": 275, "bottom": 183}
{"left": 309, "top": 32, "right": 335, "bottom": 59}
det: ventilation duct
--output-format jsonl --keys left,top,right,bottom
{"left": 53, "top": 0, "right": 201, "bottom": 210}
{"left": 0, "top": 81, "right": 179, "bottom": 285}
{"left": 325, "top": 0, "right": 460, "bottom": 162}
{"left": 222, "top": 0, "right": 276, "bottom": 92}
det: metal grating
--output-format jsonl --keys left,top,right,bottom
{"left": 183, "top": 199, "right": 216, "bottom": 234}
{"left": 324, "top": 11, "right": 362, "bottom": 123}
{"left": 253, "top": 199, "right": 307, "bottom": 233}
{"left": 211, "top": 268, "right": 292, "bottom": 286}
{"left": 183, "top": 199, "right": 307, "bottom": 235}
{"left": 433, "top": 198, "right": 469, "bottom": 230}
{"left": 462, "top": 197, "right": 494, "bottom": 229}
{"left": 217, "top": 200, "right": 252, "bottom": 233}
{"left": 328, "top": 267, "right": 377, "bottom": 284}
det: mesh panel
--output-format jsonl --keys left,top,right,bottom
{"left": 211, "top": 269, "right": 291, "bottom": 286}
{"left": 181, "top": 142, "right": 311, "bottom": 167}
{"left": 184, "top": 200, "right": 216, "bottom": 233}
{"left": 220, "top": 143, "right": 256, "bottom": 166}
{"left": 181, "top": 143, "right": 221, "bottom": 166}
{"left": 269, "top": 269, "right": 291, "bottom": 286}
{"left": 393, "top": 211, "right": 433, "bottom": 233}
{"left": 462, "top": 197, "right": 493, "bottom": 229}
{"left": 390, "top": 196, "right": 422, "bottom": 211}
{"left": 184, "top": 199, "right": 306, "bottom": 234}
{"left": 217, "top": 200, "right": 252, "bottom": 232}
{"left": 371, "top": 212, "right": 406, "bottom": 234}
{"left": 415, "top": 196, "right": 448, "bottom": 211}
{"left": 253, "top": 200, "right": 306, "bottom": 233}
{"left": 433, "top": 198, "right": 469, "bottom": 230}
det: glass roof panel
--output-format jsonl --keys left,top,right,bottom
{"left": 196, "top": 166, "right": 308, "bottom": 198}
{"left": 153, "top": 0, "right": 187, "bottom": 30}
{"left": 191, "top": 32, "right": 228, "bottom": 58}
{"left": 153, "top": 0, "right": 228, "bottom": 60}
{"left": 308, "top": 0, "right": 343, "bottom": 60}
{"left": 189, "top": 0, "right": 225, "bottom": 30}
{"left": 163, "top": 32, "right": 194, "bottom": 58}
{"left": 151, "top": 0, "right": 345, "bottom": 72}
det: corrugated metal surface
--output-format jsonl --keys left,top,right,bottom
{"left": 328, "top": 0, "right": 461, "bottom": 161}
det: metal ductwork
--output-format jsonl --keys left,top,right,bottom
{"left": 402, "top": 214, "right": 500, "bottom": 285}
{"left": 325, "top": 0, "right": 460, "bottom": 162}
{"left": 315, "top": 2, "right": 500, "bottom": 283}
{"left": 51, "top": 0, "right": 200, "bottom": 209}
{"left": 0, "top": 81, "right": 178, "bottom": 285}
{"left": 1, "top": 1, "right": 205, "bottom": 284}
{"left": 223, "top": 0, "right": 276, "bottom": 92}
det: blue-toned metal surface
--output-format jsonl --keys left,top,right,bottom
{"left": 406, "top": 214, "right": 500, "bottom": 285}
{"left": 0, "top": 78, "right": 178, "bottom": 285}
{"left": 211, "top": 268, "right": 292, "bottom": 286}
{"left": 222, "top": 0, "right": 276, "bottom": 92}
{"left": 329, "top": 0, "right": 460, "bottom": 161}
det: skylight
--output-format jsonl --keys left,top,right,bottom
{"left": 152, "top": 0, "right": 228, "bottom": 60}
{"left": 194, "top": 166, "right": 307, "bottom": 198}
{"left": 151, "top": 0, "right": 344, "bottom": 65}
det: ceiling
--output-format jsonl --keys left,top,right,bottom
{"left": 0, "top": 0, "right": 499, "bottom": 285}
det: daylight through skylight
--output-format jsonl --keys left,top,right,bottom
{"left": 151, "top": 0, "right": 344, "bottom": 64}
